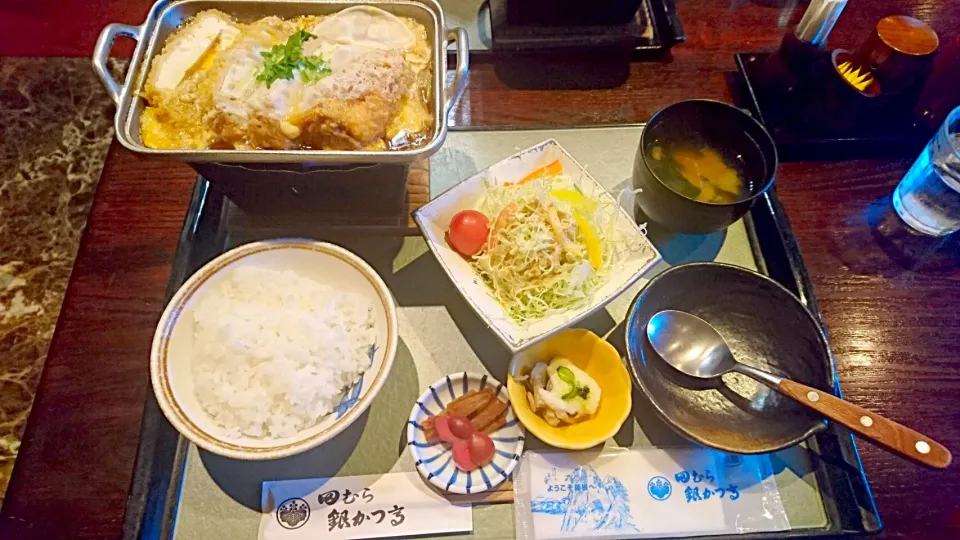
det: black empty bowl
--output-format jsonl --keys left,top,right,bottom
{"left": 633, "top": 100, "right": 777, "bottom": 233}
{"left": 624, "top": 263, "right": 833, "bottom": 454}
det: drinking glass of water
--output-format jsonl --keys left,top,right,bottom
{"left": 893, "top": 106, "right": 960, "bottom": 236}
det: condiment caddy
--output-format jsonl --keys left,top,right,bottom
{"left": 736, "top": 10, "right": 951, "bottom": 160}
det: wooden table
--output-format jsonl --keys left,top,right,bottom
{"left": 2, "top": 1, "right": 959, "bottom": 538}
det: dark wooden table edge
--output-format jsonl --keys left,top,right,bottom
{"left": 121, "top": 179, "right": 211, "bottom": 540}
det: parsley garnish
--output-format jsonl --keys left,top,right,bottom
{"left": 256, "top": 30, "right": 332, "bottom": 88}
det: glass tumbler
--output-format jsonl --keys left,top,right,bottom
{"left": 893, "top": 106, "right": 960, "bottom": 236}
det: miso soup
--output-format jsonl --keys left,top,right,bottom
{"left": 645, "top": 127, "right": 766, "bottom": 204}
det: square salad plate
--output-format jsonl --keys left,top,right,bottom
{"left": 413, "top": 139, "right": 661, "bottom": 353}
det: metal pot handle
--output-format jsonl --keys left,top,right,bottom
{"left": 92, "top": 23, "right": 142, "bottom": 105}
{"left": 444, "top": 27, "right": 470, "bottom": 118}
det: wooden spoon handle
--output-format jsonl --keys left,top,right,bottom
{"left": 778, "top": 379, "right": 952, "bottom": 469}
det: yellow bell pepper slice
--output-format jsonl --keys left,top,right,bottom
{"left": 573, "top": 212, "right": 602, "bottom": 270}
{"left": 550, "top": 188, "right": 599, "bottom": 214}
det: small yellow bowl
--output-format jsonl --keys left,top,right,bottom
{"left": 507, "top": 329, "right": 632, "bottom": 449}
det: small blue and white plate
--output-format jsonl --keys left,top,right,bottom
{"left": 407, "top": 373, "right": 524, "bottom": 494}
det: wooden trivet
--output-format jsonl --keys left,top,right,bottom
{"left": 406, "top": 159, "right": 430, "bottom": 231}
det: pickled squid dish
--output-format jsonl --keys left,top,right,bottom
{"left": 140, "top": 7, "right": 433, "bottom": 151}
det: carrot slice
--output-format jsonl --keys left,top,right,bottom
{"left": 507, "top": 160, "right": 563, "bottom": 186}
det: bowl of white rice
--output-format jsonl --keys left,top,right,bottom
{"left": 150, "top": 239, "right": 398, "bottom": 460}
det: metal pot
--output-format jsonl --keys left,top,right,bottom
{"left": 92, "top": 0, "right": 469, "bottom": 166}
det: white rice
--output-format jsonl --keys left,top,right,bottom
{"left": 191, "top": 266, "right": 376, "bottom": 439}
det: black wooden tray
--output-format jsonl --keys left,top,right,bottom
{"left": 121, "top": 126, "right": 880, "bottom": 539}
{"left": 734, "top": 52, "right": 933, "bottom": 162}
{"left": 486, "top": 0, "right": 684, "bottom": 54}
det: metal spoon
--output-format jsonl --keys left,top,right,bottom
{"left": 647, "top": 309, "right": 951, "bottom": 469}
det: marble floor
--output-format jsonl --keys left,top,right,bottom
{"left": 0, "top": 57, "right": 116, "bottom": 503}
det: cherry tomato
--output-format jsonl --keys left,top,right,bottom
{"left": 433, "top": 416, "right": 460, "bottom": 444}
{"left": 447, "top": 415, "right": 475, "bottom": 440}
{"left": 447, "top": 210, "right": 490, "bottom": 257}
{"left": 467, "top": 432, "right": 495, "bottom": 467}
{"left": 452, "top": 440, "right": 478, "bottom": 471}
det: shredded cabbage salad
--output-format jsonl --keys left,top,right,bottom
{"left": 470, "top": 172, "right": 637, "bottom": 324}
